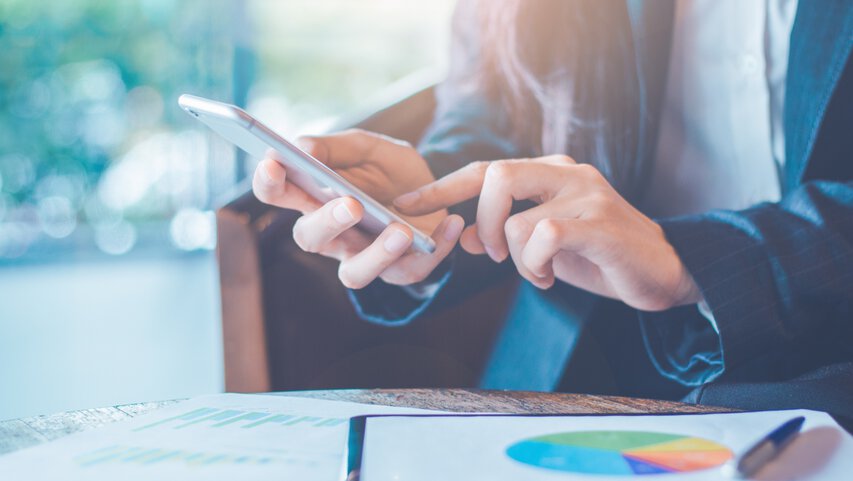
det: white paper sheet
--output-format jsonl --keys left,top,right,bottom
{"left": 360, "top": 410, "right": 853, "bottom": 481}
{"left": 0, "top": 393, "right": 437, "bottom": 481}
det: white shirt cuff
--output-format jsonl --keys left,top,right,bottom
{"left": 697, "top": 299, "right": 720, "bottom": 334}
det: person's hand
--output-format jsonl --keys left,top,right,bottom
{"left": 252, "top": 129, "right": 463, "bottom": 288}
{"left": 393, "top": 156, "right": 702, "bottom": 311}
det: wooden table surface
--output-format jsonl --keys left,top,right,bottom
{"left": 0, "top": 388, "right": 731, "bottom": 457}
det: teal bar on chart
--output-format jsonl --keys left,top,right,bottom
{"left": 243, "top": 413, "right": 295, "bottom": 428}
{"left": 211, "top": 411, "right": 269, "bottom": 427}
{"left": 133, "top": 407, "right": 219, "bottom": 431}
{"left": 174, "top": 409, "right": 244, "bottom": 429}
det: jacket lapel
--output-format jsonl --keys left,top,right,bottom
{"left": 784, "top": 0, "right": 853, "bottom": 190}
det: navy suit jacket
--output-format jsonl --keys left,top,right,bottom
{"left": 350, "top": 0, "right": 853, "bottom": 397}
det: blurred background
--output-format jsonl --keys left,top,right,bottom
{"left": 0, "top": 0, "right": 454, "bottom": 420}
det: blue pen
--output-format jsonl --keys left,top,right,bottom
{"left": 724, "top": 416, "right": 806, "bottom": 478}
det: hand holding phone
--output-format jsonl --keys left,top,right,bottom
{"left": 180, "top": 94, "right": 464, "bottom": 288}
{"left": 254, "top": 132, "right": 466, "bottom": 289}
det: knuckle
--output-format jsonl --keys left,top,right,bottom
{"left": 291, "top": 221, "right": 315, "bottom": 253}
{"left": 551, "top": 154, "right": 575, "bottom": 165}
{"left": 535, "top": 219, "right": 563, "bottom": 245}
{"left": 576, "top": 163, "right": 602, "bottom": 181}
{"left": 504, "top": 215, "right": 532, "bottom": 242}
{"left": 337, "top": 264, "right": 363, "bottom": 289}
{"left": 468, "top": 160, "right": 491, "bottom": 173}
{"left": 468, "top": 160, "right": 490, "bottom": 177}
{"left": 486, "top": 160, "right": 513, "bottom": 183}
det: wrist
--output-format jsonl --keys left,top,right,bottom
{"left": 655, "top": 221, "right": 702, "bottom": 308}
{"left": 673, "top": 258, "right": 703, "bottom": 306}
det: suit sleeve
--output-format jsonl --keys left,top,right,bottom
{"left": 347, "top": 0, "right": 523, "bottom": 326}
{"left": 640, "top": 180, "right": 853, "bottom": 386}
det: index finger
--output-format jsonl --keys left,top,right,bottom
{"left": 392, "top": 161, "right": 490, "bottom": 215}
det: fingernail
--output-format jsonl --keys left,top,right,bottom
{"left": 393, "top": 191, "right": 420, "bottom": 208}
{"left": 260, "top": 161, "right": 277, "bottom": 185}
{"left": 333, "top": 202, "right": 355, "bottom": 225}
{"left": 384, "top": 230, "right": 411, "bottom": 253}
{"left": 443, "top": 216, "right": 464, "bottom": 242}
{"left": 530, "top": 266, "right": 548, "bottom": 279}
{"left": 485, "top": 246, "right": 503, "bottom": 263}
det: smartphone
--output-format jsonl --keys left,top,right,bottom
{"left": 178, "top": 94, "right": 436, "bottom": 254}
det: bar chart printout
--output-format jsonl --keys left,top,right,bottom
{"left": 133, "top": 406, "right": 349, "bottom": 431}
{"left": 73, "top": 405, "right": 351, "bottom": 468}
{"left": 0, "top": 394, "right": 436, "bottom": 481}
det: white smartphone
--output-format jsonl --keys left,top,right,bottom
{"left": 178, "top": 94, "right": 436, "bottom": 254}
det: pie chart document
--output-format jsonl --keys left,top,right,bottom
{"left": 356, "top": 410, "right": 853, "bottom": 481}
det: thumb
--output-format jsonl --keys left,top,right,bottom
{"left": 460, "top": 225, "right": 487, "bottom": 255}
{"left": 295, "top": 137, "right": 330, "bottom": 164}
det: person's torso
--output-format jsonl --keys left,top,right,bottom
{"left": 643, "top": 0, "right": 799, "bottom": 218}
